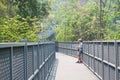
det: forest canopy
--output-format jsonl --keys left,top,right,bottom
{"left": 52, "top": 0, "right": 120, "bottom": 41}
{"left": 1, "top": 0, "right": 120, "bottom": 42}
{"left": 0, "top": 0, "right": 51, "bottom": 42}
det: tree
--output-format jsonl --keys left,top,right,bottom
{"left": 0, "top": 0, "right": 52, "bottom": 42}
{"left": 53, "top": 0, "right": 120, "bottom": 41}
{"left": 0, "top": 1, "right": 7, "bottom": 17}
{"left": 53, "top": 1, "right": 100, "bottom": 41}
{"left": 0, "top": 15, "right": 39, "bottom": 42}
{"left": 15, "top": 0, "right": 50, "bottom": 19}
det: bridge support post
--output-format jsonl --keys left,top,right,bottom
{"left": 24, "top": 40, "right": 28, "bottom": 80}
{"left": 37, "top": 42, "right": 40, "bottom": 80}
{"left": 101, "top": 41, "right": 104, "bottom": 80}
{"left": 10, "top": 47, "right": 13, "bottom": 80}
{"left": 93, "top": 42, "right": 95, "bottom": 73}
{"left": 115, "top": 40, "right": 118, "bottom": 80}
{"left": 107, "top": 42, "right": 110, "bottom": 80}
{"left": 88, "top": 42, "right": 90, "bottom": 68}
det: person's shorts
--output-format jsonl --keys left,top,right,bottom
{"left": 79, "top": 48, "right": 83, "bottom": 54}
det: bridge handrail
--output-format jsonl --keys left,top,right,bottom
{"left": 0, "top": 42, "right": 55, "bottom": 48}
{"left": 56, "top": 41, "right": 120, "bottom": 80}
{"left": 0, "top": 42, "right": 56, "bottom": 80}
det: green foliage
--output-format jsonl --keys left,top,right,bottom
{"left": 0, "top": 0, "right": 51, "bottom": 19}
{"left": 103, "top": 0, "right": 120, "bottom": 40}
{"left": 0, "top": 0, "right": 52, "bottom": 42}
{"left": 53, "top": 0, "right": 120, "bottom": 41}
{"left": 0, "top": 1, "right": 7, "bottom": 17}
{"left": 53, "top": 1, "right": 100, "bottom": 41}
{"left": 55, "top": 26, "right": 74, "bottom": 41}
{"left": 0, "top": 15, "right": 39, "bottom": 42}
{"left": 16, "top": 0, "right": 50, "bottom": 18}
{"left": 0, "top": 0, "right": 18, "bottom": 17}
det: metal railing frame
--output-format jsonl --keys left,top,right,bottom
{"left": 1, "top": 41, "right": 120, "bottom": 80}
{"left": 56, "top": 41, "right": 120, "bottom": 80}
{"left": 0, "top": 42, "right": 55, "bottom": 80}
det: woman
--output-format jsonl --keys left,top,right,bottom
{"left": 76, "top": 38, "right": 83, "bottom": 63}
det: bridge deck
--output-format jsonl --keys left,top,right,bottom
{"left": 51, "top": 53, "right": 100, "bottom": 80}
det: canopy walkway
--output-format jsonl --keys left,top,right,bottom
{"left": 0, "top": 41, "right": 119, "bottom": 80}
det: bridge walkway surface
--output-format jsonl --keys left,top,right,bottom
{"left": 48, "top": 53, "right": 100, "bottom": 80}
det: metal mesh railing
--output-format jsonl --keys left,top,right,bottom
{"left": 13, "top": 47, "right": 25, "bottom": 80}
{"left": 0, "top": 42, "right": 55, "bottom": 80}
{"left": 82, "top": 41, "right": 118, "bottom": 80}
{"left": 56, "top": 41, "right": 120, "bottom": 80}
{"left": 56, "top": 42, "right": 79, "bottom": 57}
{"left": 0, "top": 48, "right": 11, "bottom": 80}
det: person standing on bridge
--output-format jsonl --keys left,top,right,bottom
{"left": 76, "top": 38, "right": 83, "bottom": 63}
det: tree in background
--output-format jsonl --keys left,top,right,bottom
{"left": 0, "top": 0, "right": 51, "bottom": 42}
{"left": 0, "top": 0, "right": 51, "bottom": 18}
{"left": 54, "top": 1, "right": 100, "bottom": 41}
{"left": 0, "top": 16, "right": 39, "bottom": 42}
{"left": 16, "top": 0, "right": 50, "bottom": 18}
{"left": 53, "top": 0, "right": 120, "bottom": 41}
{"left": 102, "top": 0, "right": 120, "bottom": 40}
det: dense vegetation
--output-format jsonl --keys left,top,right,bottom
{"left": 1, "top": 0, "right": 120, "bottom": 42}
{"left": 52, "top": 0, "right": 120, "bottom": 41}
{"left": 0, "top": 0, "right": 52, "bottom": 42}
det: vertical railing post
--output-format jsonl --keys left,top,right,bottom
{"left": 88, "top": 42, "right": 90, "bottom": 67}
{"left": 37, "top": 42, "right": 40, "bottom": 80}
{"left": 55, "top": 42, "right": 58, "bottom": 52}
{"left": 43, "top": 44, "right": 45, "bottom": 62}
{"left": 97, "top": 42, "right": 99, "bottom": 75}
{"left": 10, "top": 46, "right": 13, "bottom": 80}
{"left": 41, "top": 44, "right": 43, "bottom": 80}
{"left": 81, "top": 42, "right": 83, "bottom": 61}
{"left": 107, "top": 42, "right": 110, "bottom": 80}
{"left": 70, "top": 42, "right": 72, "bottom": 56}
{"left": 101, "top": 41, "right": 104, "bottom": 80}
{"left": 115, "top": 40, "right": 118, "bottom": 80}
{"left": 43, "top": 44, "right": 45, "bottom": 80}
{"left": 93, "top": 42, "right": 95, "bottom": 72}
{"left": 32, "top": 46, "right": 34, "bottom": 75}
{"left": 83, "top": 42, "right": 85, "bottom": 63}
{"left": 24, "top": 40, "right": 28, "bottom": 80}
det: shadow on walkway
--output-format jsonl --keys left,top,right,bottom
{"left": 47, "top": 58, "right": 59, "bottom": 80}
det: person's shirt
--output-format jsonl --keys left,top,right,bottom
{"left": 79, "top": 42, "right": 83, "bottom": 49}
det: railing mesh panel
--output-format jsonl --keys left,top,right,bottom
{"left": 0, "top": 48, "right": 11, "bottom": 80}
{"left": 27, "top": 46, "right": 33, "bottom": 79}
{"left": 13, "top": 47, "right": 24, "bottom": 80}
